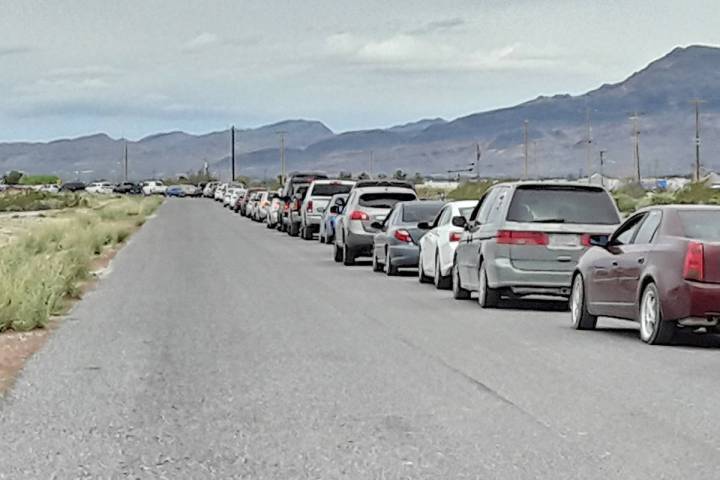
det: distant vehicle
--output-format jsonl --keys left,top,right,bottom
{"left": 333, "top": 183, "right": 418, "bottom": 265}
{"left": 266, "top": 192, "right": 283, "bottom": 229}
{"left": 371, "top": 201, "right": 445, "bottom": 275}
{"left": 319, "top": 193, "right": 349, "bottom": 244}
{"left": 227, "top": 186, "right": 247, "bottom": 210}
{"left": 114, "top": 182, "right": 141, "bottom": 195}
{"left": 238, "top": 187, "right": 264, "bottom": 215}
{"left": 280, "top": 172, "right": 329, "bottom": 234}
{"left": 572, "top": 205, "right": 720, "bottom": 345}
{"left": 299, "top": 180, "right": 355, "bottom": 240}
{"left": 38, "top": 184, "right": 60, "bottom": 194}
{"left": 417, "top": 200, "right": 478, "bottom": 289}
{"left": 245, "top": 191, "right": 261, "bottom": 218}
{"left": 166, "top": 185, "right": 186, "bottom": 197}
{"left": 452, "top": 182, "right": 621, "bottom": 307}
{"left": 85, "top": 182, "right": 115, "bottom": 194}
{"left": 203, "top": 182, "right": 219, "bottom": 198}
{"left": 214, "top": 183, "right": 227, "bottom": 202}
{"left": 254, "top": 191, "right": 271, "bottom": 221}
{"left": 180, "top": 184, "right": 202, "bottom": 197}
{"left": 142, "top": 180, "right": 167, "bottom": 196}
{"left": 60, "top": 181, "right": 86, "bottom": 192}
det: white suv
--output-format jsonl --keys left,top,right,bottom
{"left": 142, "top": 180, "right": 167, "bottom": 196}
{"left": 299, "top": 180, "right": 355, "bottom": 240}
{"left": 85, "top": 182, "right": 114, "bottom": 194}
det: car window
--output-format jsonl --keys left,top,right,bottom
{"left": 632, "top": 210, "right": 662, "bottom": 244}
{"left": 402, "top": 203, "right": 444, "bottom": 223}
{"left": 506, "top": 186, "right": 620, "bottom": 225}
{"left": 311, "top": 183, "right": 354, "bottom": 197}
{"left": 677, "top": 210, "right": 720, "bottom": 241}
{"left": 468, "top": 194, "right": 486, "bottom": 221}
{"left": 486, "top": 187, "right": 509, "bottom": 225}
{"left": 612, "top": 213, "right": 646, "bottom": 246}
{"left": 435, "top": 207, "right": 451, "bottom": 227}
{"left": 476, "top": 188, "right": 500, "bottom": 224}
{"left": 358, "top": 192, "right": 417, "bottom": 208}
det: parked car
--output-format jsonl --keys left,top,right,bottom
{"left": 38, "top": 184, "right": 60, "bottom": 194}
{"left": 319, "top": 193, "right": 349, "bottom": 244}
{"left": 181, "top": 184, "right": 202, "bottom": 197}
{"left": 417, "top": 200, "right": 479, "bottom": 289}
{"left": 86, "top": 182, "right": 115, "bottom": 194}
{"left": 166, "top": 185, "right": 186, "bottom": 197}
{"left": 237, "top": 187, "right": 264, "bottom": 215}
{"left": 371, "top": 200, "right": 445, "bottom": 275}
{"left": 299, "top": 180, "right": 355, "bottom": 240}
{"left": 333, "top": 182, "right": 418, "bottom": 265}
{"left": 254, "top": 191, "right": 271, "bottom": 221}
{"left": 203, "top": 182, "right": 219, "bottom": 198}
{"left": 60, "top": 181, "right": 86, "bottom": 192}
{"left": 280, "top": 172, "right": 329, "bottom": 234}
{"left": 571, "top": 205, "right": 720, "bottom": 345}
{"left": 266, "top": 192, "right": 283, "bottom": 229}
{"left": 142, "top": 180, "right": 167, "bottom": 196}
{"left": 245, "top": 192, "right": 261, "bottom": 218}
{"left": 227, "top": 186, "right": 247, "bottom": 210}
{"left": 114, "top": 182, "right": 141, "bottom": 194}
{"left": 214, "top": 183, "right": 227, "bottom": 202}
{"left": 452, "top": 182, "right": 621, "bottom": 307}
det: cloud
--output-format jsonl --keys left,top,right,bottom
{"left": 182, "top": 32, "right": 221, "bottom": 53}
{"left": 0, "top": 45, "right": 32, "bottom": 57}
{"left": 408, "top": 18, "right": 465, "bottom": 35}
{"left": 48, "top": 66, "right": 123, "bottom": 78}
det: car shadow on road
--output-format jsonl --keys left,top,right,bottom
{"left": 497, "top": 298, "right": 569, "bottom": 312}
{"left": 593, "top": 324, "right": 720, "bottom": 348}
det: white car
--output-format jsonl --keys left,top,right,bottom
{"left": 142, "top": 180, "right": 167, "bottom": 196}
{"left": 85, "top": 182, "right": 115, "bottom": 194}
{"left": 38, "top": 184, "right": 60, "bottom": 193}
{"left": 203, "top": 182, "right": 219, "bottom": 197}
{"left": 228, "top": 187, "right": 247, "bottom": 210}
{"left": 418, "top": 200, "right": 478, "bottom": 289}
{"left": 214, "top": 183, "right": 227, "bottom": 202}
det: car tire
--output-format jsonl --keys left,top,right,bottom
{"left": 434, "top": 252, "right": 452, "bottom": 290}
{"left": 289, "top": 222, "right": 299, "bottom": 237}
{"left": 477, "top": 261, "right": 500, "bottom": 308}
{"left": 333, "top": 242, "right": 344, "bottom": 263}
{"left": 385, "top": 248, "right": 397, "bottom": 276}
{"left": 302, "top": 225, "right": 313, "bottom": 240}
{"left": 452, "top": 260, "right": 471, "bottom": 300}
{"left": 418, "top": 250, "right": 432, "bottom": 283}
{"left": 570, "top": 273, "right": 597, "bottom": 330}
{"left": 372, "top": 250, "right": 383, "bottom": 272}
{"left": 639, "top": 282, "right": 675, "bottom": 345}
{"left": 343, "top": 244, "right": 355, "bottom": 266}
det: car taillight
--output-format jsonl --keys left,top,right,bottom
{"left": 294, "top": 199, "right": 302, "bottom": 210}
{"left": 449, "top": 231, "right": 462, "bottom": 242}
{"left": 394, "top": 229, "right": 412, "bottom": 243}
{"left": 307, "top": 200, "right": 313, "bottom": 212}
{"left": 580, "top": 233, "right": 609, "bottom": 247}
{"left": 683, "top": 241, "right": 705, "bottom": 281}
{"left": 349, "top": 210, "right": 369, "bottom": 221}
{"left": 496, "top": 230, "right": 548, "bottom": 245}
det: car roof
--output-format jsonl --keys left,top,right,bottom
{"left": 397, "top": 200, "right": 445, "bottom": 207}
{"left": 635, "top": 204, "right": 720, "bottom": 213}
{"left": 353, "top": 186, "right": 418, "bottom": 194}
{"left": 493, "top": 180, "right": 609, "bottom": 191}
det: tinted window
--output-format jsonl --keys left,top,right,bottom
{"left": 633, "top": 210, "right": 662, "bottom": 244}
{"left": 486, "top": 188, "right": 508, "bottom": 225}
{"left": 614, "top": 214, "right": 645, "bottom": 245}
{"left": 507, "top": 187, "right": 619, "bottom": 225}
{"left": 459, "top": 207, "right": 475, "bottom": 219}
{"left": 476, "top": 189, "right": 500, "bottom": 224}
{"left": 358, "top": 192, "right": 417, "bottom": 208}
{"left": 311, "top": 183, "right": 353, "bottom": 196}
{"left": 402, "top": 203, "right": 444, "bottom": 223}
{"left": 678, "top": 210, "right": 720, "bottom": 241}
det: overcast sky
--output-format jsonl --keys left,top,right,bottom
{"left": 1, "top": 0, "right": 720, "bottom": 141}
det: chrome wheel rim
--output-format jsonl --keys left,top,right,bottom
{"left": 640, "top": 287, "right": 658, "bottom": 341}
{"left": 571, "top": 275, "right": 583, "bottom": 326}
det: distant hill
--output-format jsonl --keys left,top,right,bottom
{"left": 3, "top": 45, "right": 720, "bottom": 181}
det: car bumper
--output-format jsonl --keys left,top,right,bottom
{"left": 388, "top": 245, "right": 420, "bottom": 267}
{"left": 305, "top": 214, "right": 322, "bottom": 225}
{"left": 490, "top": 258, "right": 573, "bottom": 297}
{"left": 665, "top": 281, "right": 720, "bottom": 323}
{"left": 346, "top": 230, "right": 375, "bottom": 256}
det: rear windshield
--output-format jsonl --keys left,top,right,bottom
{"left": 678, "top": 211, "right": 720, "bottom": 241}
{"left": 359, "top": 192, "right": 417, "bottom": 209}
{"left": 402, "top": 204, "right": 444, "bottom": 223}
{"left": 506, "top": 187, "right": 619, "bottom": 225}
{"left": 311, "top": 183, "right": 353, "bottom": 197}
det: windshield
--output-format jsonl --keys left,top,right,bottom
{"left": 402, "top": 203, "right": 444, "bottom": 223}
{"left": 311, "top": 183, "right": 353, "bottom": 197}
{"left": 678, "top": 210, "right": 720, "bottom": 240}
{"left": 359, "top": 192, "right": 417, "bottom": 209}
{"left": 506, "top": 187, "right": 619, "bottom": 225}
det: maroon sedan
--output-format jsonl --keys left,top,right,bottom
{"left": 570, "top": 205, "right": 720, "bottom": 345}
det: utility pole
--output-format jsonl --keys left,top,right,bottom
{"left": 691, "top": 99, "right": 704, "bottom": 182}
{"left": 585, "top": 107, "right": 593, "bottom": 182}
{"left": 523, "top": 120, "right": 529, "bottom": 180}
{"left": 230, "top": 126, "right": 236, "bottom": 182}
{"left": 475, "top": 143, "right": 481, "bottom": 180}
{"left": 630, "top": 113, "right": 641, "bottom": 184}
{"left": 277, "top": 131, "right": 287, "bottom": 184}
{"left": 123, "top": 141, "right": 128, "bottom": 182}
{"left": 369, "top": 151, "right": 374, "bottom": 179}
{"left": 599, "top": 150, "right": 606, "bottom": 187}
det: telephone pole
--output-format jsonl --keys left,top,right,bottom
{"left": 523, "top": 120, "right": 529, "bottom": 179}
{"left": 475, "top": 143, "right": 481, "bottom": 180}
{"left": 230, "top": 126, "right": 236, "bottom": 182}
{"left": 585, "top": 107, "right": 593, "bottom": 182}
{"left": 599, "top": 150, "right": 606, "bottom": 187}
{"left": 277, "top": 131, "right": 287, "bottom": 184}
{"left": 630, "top": 113, "right": 641, "bottom": 184}
{"left": 123, "top": 141, "right": 128, "bottom": 182}
{"left": 691, "top": 99, "right": 704, "bottom": 182}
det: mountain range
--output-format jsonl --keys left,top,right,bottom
{"left": 3, "top": 45, "right": 720, "bottom": 181}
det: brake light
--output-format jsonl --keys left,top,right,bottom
{"left": 307, "top": 200, "right": 313, "bottom": 212}
{"left": 294, "top": 199, "right": 302, "bottom": 210}
{"left": 449, "top": 231, "right": 462, "bottom": 242}
{"left": 580, "top": 233, "right": 609, "bottom": 247}
{"left": 496, "top": 230, "right": 549, "bottom": 245}
{"left": 683, "top": 241, "right": 705, "bottom": 281}
{"left": 394, "top": 229, "right": 412, "bottom": 243}
{"left": 350, "top": 210, "right": 369, "bottom": 221}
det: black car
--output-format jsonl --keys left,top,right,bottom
{"left": 60, "top": 182, "right": 87, "bottom": 192}
{"left": 113, "top": 182, "right": 142, "bottom": 194}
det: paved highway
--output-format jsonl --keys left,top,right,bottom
{"left": 2, "top": 199, "right": 720, "bottom": 479}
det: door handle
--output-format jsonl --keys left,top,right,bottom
{"left": 637, "top": 257, "right": 645, "bottom": 264}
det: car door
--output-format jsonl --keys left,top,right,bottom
{"left": 421, "top": 206, "right": 447, "bottom": 275}
{"left": 456, "top": 194, "right": 487, "bottom": 283}
{"left": 376, "top": 206, "right": 399, "bottom": 262}
{"left": 466, "top": 187, "right": 508, "bottom": 288}
{"left": 338, "top": 192, "right": 355, "bottom": 246}
{"left": 590, "top": 213, "right": 646, "bottom": 317}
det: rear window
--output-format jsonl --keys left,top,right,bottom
{"left": 678, "top": 211, "right": 720, "bottom": 241}
{"left": 506, "top": 187, "right": 619, "bottom": 225}
{"left": 311, "top": 183, "right": 353, "bottom": 197}
{"left": 359, "top": 192, "right": 417, "bottom": 209}
{"left": 402, "top": 204, "right": 444, "bottom": 223}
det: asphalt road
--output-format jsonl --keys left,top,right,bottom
{"left": 2, "top": 199, "right": 720, "bottom": 479}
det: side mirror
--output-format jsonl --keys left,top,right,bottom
{"left": 329, "top": 206, "right": 339, "bottom": 214}
{"left": 451, "top": 216, "right": 467, "bottom": 228}
{"left": 417, "top": 222, "right": 431, "bottom": 230}
{"left": 370, "top": 221, "right": 384, "bottom": 230}
{"left": 589, "top": 234, "right": 610, "bottom": 248}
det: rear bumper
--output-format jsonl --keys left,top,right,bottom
{"left": 490, "top": 257, "right": 573, "bottom": 297}
{"left": 346, "top": 230, "right": 375, "bottom": 256}
{"left": 665, "top": 281, "right": 720, "bottom": 322}
{"left": 388, "top": 245, "right": 420, "bottom": 267}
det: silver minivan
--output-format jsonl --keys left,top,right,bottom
{"left": 452, "top": 182, "right": 621, "bottom": 307}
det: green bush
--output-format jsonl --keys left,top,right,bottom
{"left": 447, "top": 180, "right": 496, "bottom": 200}
{"left": 19, "top": 175, "right": 61, "bottom": 186}
{"left": 0, "top": 191, "right": 82, "bottom": 212}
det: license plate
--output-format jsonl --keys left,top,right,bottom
{"left": 549, "top": 234, "right": 580, "bottom": 248}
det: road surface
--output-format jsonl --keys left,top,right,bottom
{"left": 2, "top": 199, "right": 720, "bottom": 479}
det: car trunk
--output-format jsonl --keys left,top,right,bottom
{"left": 403, "top": 226, "right": 428, "bottom": 244}
{"left": 359, "top": 207, "right": 390, "bottom": 232}
{"left": 506, "top": 223, "right": 614, "bottom": 272}
{"left": 310, "top": 197, "right": 331, "bottom": 214}
{"left": 700, "top": 242, "right": 720, "bottom": 283}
